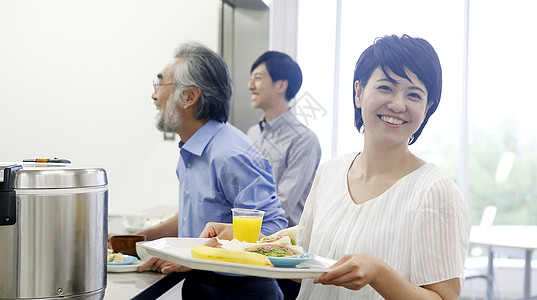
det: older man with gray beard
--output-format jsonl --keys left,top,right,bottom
{"left": 154, "top": 75, "right": 184, "bottom": 132}
{"left": 135, "top": 42, "right": 287, "bottom": 300}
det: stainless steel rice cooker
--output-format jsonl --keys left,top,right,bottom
{"left": 0, "top": 162, "right": 108, "bottom": 299}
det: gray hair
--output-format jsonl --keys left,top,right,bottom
{"left": 171, "top": 42, "right": 232, "bottom": 123}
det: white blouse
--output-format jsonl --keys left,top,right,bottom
{"left": 297, "top": 153, "right": 471, "bottom": 300}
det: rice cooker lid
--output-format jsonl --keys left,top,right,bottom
{"left": 1, "top": 162, "right": 108, "bottom": 189}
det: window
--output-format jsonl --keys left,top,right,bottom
{"left": 467, "top": 0, "right": 537, "bottom": 225}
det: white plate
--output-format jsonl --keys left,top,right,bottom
{"left": 107, "top": 259, "right": 144, "bottom": 273}
{"left": 123, "top": 216, "right": 173, "bottom": 233}
{"left": 124, "top": 224, "right": 145, "bottom": 233}
{"left": 108, "top": 254, "right": 138, "bottom": 265}
{"left": 141, "top": 238, "right": 335, "bottom": 279}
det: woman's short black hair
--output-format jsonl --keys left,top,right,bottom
{"left": 251, "top": 51, "right": 303, "bottom": 101}
{"left": 353, "top": 34, "right": 442, "bottom": 144}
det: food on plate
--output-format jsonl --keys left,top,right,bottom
{"left": 258, "top": 225, "right": 298, "bottom": 245}
{"left": 191, "top": 245, "right": 274, "bottom": 267}
{"left": 245, "top": 243, "right": 300, "bottom": 257}
{"left": 193, "top": 227, "right": 304, "bottom": 267}
{"left": 107, "top": 249, "right": 127, "bottom": 263}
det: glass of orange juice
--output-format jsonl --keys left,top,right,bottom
{"left": 231, "top": 208, "right": 265, "bottom": 243}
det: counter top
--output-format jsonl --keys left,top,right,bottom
{"left": 105, "top": 272, "right": 164, "bottom": 299}
{"left": 105, "top": 271, "right": 186, "bottom": 299}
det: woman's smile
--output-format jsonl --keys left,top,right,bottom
{"left": 378, "top": 114, "right": 406, "bottom": 125}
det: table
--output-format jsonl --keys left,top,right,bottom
{"left": 469, "top": 225, "right": 537, "bottom": 300}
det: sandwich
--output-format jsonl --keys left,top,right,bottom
{"left": 258, "top": 225, "right": 298, "bottom": 245}
{"left": 245, "top": 243, "right": 301, "bottom": 257}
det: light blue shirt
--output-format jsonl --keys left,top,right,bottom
{"left": 177, "top": 119, "right": 288, "bottom": 238}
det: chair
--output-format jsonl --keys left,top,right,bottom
{"left": 463, "top": 206, "right": 498, "bottom": 300}
{"left": 463, "top": 256, "right": 494, "bottom": 300}
{"left": 470, "top": 206, "right": 497, "bottom": 257}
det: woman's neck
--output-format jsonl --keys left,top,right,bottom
{"left": 357, "top": 142, "right": 423, "bottom": 181}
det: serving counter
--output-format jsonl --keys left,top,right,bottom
{"left": 105, "top": 272, "right": 185, "bottom": 299}
{"left": 105, "top": 214, "right": 185, "bottom": 299}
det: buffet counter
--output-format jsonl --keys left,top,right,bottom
{"left": 106, "top": 213, "right": 185, "bottom": 299}
{"left": 105, "top": 271, "right": 185, "bottom": 299}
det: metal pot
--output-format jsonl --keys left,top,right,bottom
{"left": 0, "top": 162, "right": 108, "bottom": 299}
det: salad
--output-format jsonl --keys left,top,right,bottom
{"left": 107, "top": 249, "right": 127, "bottom": 263}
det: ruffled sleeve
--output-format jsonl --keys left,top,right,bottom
{"left": 410, "top": 176, "right": 471, "bottom": 287}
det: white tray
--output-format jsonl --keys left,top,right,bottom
{"left": 141, "top": 238, "right": 335, "bottom": 279}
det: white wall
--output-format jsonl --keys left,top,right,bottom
{"left": 269, "top": 0, "right": 298, "bottom": 58}
{"left": 0, "top": 0, "right": 220, "bottom": 215}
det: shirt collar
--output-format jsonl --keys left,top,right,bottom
{"left": 260, "top": 109, "right": 296, "bottom": 132}
{"left": 178, "top": 119, "right": 225, "bottom": 156}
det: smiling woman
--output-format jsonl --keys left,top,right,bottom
{"left": 294, "top": 34, "right": 471, "bottom": 300}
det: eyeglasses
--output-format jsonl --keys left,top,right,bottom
{"left": 153, "top": 79, "right": 175, "bottom": 93}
